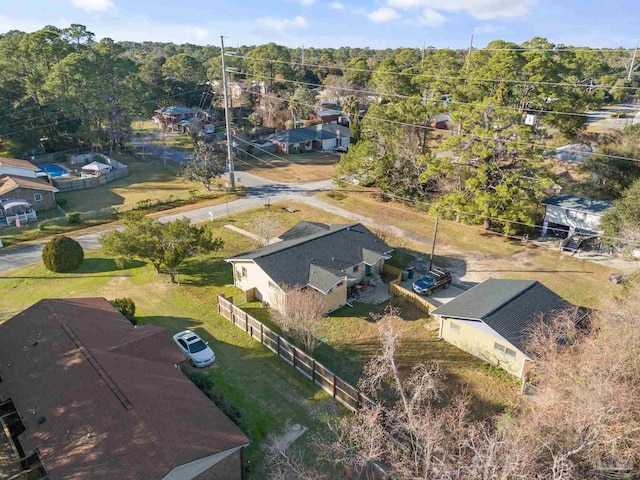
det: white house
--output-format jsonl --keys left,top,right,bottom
{"left": 0, "top": 157, "right": 40, "bottom": 178}
{"left": 541, "top": 195, "right": 613, "bottom": 235}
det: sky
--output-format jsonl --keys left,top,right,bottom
{"left": 0, "top": 0, "right": 639, "bottom": 50}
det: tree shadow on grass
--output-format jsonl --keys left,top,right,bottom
{"left": 76, "top": 257, "right": 145, "bottom": 274}
{"left": 178, "top": 255, "right": 233, "bottom": 287}
{"left": 136, "top": 315, "right": 200, "bottom": 333}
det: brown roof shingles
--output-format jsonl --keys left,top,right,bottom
{"left": 0, "top": 298, "right": 249, "bottom": 480}
{"left": 0, "top": 157, "right": 39, "bottom": 170}
{"left": 0, "top": 175, "right": 59, "bottom": 196}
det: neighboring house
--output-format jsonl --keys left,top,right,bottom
{"left": 0, "top": 298, "right": 249, "bottom": 480}
{"left": 310, "top": 108, "right": 342, "bottom": 124}
{"left": 153, "top": 105, "right": 198, "bottom": 129}
{"left": 0, "top": 157, "right": 40, "bottom": 178}
{"left": 431, "top": 279, "right": 574, "bottom": 378}
{"left": 0, "top": 175, "right": 59, "bottom": 211}
{"left": 226, "top": 222, "right": 393, "bottom": 313}
{"left": 430, "top": 113, "right": 451, "bottom": 130}
{"left": 263, "top": 124, "right": 351, "bottom": 154}
{"left": 541, "top": 195, "right": 613, "bottom": 235}
{"left": 432, "top": 279, "right": 574, "bottom": 378}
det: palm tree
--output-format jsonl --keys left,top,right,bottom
{"left": 288, "top": 99, "right": 301, "bottom": 128}
{"left": 342, "top": 95, "right": 359, "bottom": 127}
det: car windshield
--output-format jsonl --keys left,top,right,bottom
{"left": 419, "top": 276, "right": 434, "bottom": 285}
{"left": 188, "top": 340, "right": 208, "bottom": 353}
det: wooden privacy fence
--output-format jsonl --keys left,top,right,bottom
{"left": 53, "top": 168, "right": 128, "bottom": 192}
{"left": 217, "top": 295, "right": 373, "bottom": 412}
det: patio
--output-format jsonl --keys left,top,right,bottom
{"left": 0, "top": 199, "right": 37, "bottom": 226}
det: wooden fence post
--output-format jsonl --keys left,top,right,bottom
{"left": 260, "top": 323, "right": 264, "bottom": 344}
{"left": 292, "top": 346, "right": 297, "bottom": 369}
{"left": 245, "top": 312, "right": 249, "bottom": 333}
{"left": 332, "top": 374, "right": 337, "bottom": 398}
{"left": 277, "top": 336, "right": 281, "bottom": 358}
{"left": 312, "top": 360, "right": 316, "bottom": 383}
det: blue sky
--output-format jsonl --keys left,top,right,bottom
{"left": 0, "top": 0, "right": 638, "bottom": 50}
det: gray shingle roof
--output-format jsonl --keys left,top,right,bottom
{"left": 432, "top": 279, "right": 573, "bottom": 352}
{"left": 262, "top": 123, "right": 351, "bottom": 145}
{"left": 228, "top": 223, "right": 393, "bottom": 292}
{"left": 542, "top": 195, "right": 613, "bottom": 214}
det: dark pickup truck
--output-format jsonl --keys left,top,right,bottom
{"left": 412, "top": 268, "right": 452, "bottom": 296}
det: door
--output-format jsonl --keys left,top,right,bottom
{"left": 365, "top": 264, "right": 371, "bottom": 275}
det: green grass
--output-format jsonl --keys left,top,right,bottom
{"left": 318, "top": 190, "right": 621, "bottom": 308}
{"left": 314, "top": 298, "right": 520, "bottom": 420}
{"left": 56, "top": 154, "right": 203, "bottom": 213}
{"left": 0, "top": 225, "right": 340, "bottom": 478}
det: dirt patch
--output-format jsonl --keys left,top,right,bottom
{"left": 234, "top": 152, "right": 340, "bottom": 183}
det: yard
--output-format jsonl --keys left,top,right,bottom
{"left": 55, "top": 154, "right": 204, "bottom": 212}
{"left": 234, "top": 151, "right": 340, "bottom": 183}
{"left": 318, "top": 190, "right": 623, "bottom": 308}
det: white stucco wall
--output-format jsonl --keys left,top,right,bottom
{"left": 544, "top": 205, "right": 605, "bottom": 233}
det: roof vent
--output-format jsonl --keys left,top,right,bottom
{"left": 32, "top": 341, "right": 39, "bottom": 347}
{"left": 37, "top": 416, "right": 47, "bottom": 425}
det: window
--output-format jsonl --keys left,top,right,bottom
{"left": 449, "top": 322, "right": 460, "bottom": 334}
{"left": 337, "top": 282, "right": 344, "bottom": 287}
{"left": 494, "top": 342, "right": 516, "bottom": 358}
{"left": 178, "top": 339, "right": 187, "bottom": 349}
{"left": 240, "top": 266, "right": 247, "bottom": 279}
{"left": 33, "top": 193, "right": 43, "bottom": 202}
{"left": 353, "top": 265, "right": 359, "bottom": 273}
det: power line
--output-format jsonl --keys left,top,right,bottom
{"left": 233, "top": 54, "right": 640, "bottom": 91}
{"left": 239, "top": 87, "right": 640, "bottom": 165}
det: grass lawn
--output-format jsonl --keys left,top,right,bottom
{"left": 313, "top": 299, "right": 520, "bottom": 420}
{"left": 0, "top": 226, "right": 340, "bottom": 478}
{"left": 318, "top": 190, "right": 621, "bottom": 308}
{"left": 55, "top": 154, "right": 205, "bottom": 213}
{"left": 235, "top": 151, "right": 340, "bottom": 183}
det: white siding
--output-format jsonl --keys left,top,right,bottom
{"left": 0, "top": 166, "right": 37, "bottom": 178}
{"left": 544, "top": 205, "right": 605, "bottom": 233}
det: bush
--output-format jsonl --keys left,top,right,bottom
{"left": 186, "top": 370, "right": 242, "bottom": 426}
{"left": 42, "top": 235, "right": 84, "bottom": 272}
{"left": 66, "top": 212, "right": 81, "bottom": 224}
{"left": 109, "top": 298, "right": 136, "bottom": 324}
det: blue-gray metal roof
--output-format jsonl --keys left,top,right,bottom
{"left": 541, "top": 195, "right": 613, "bottom": 214}
{"left": 227, "top": 223, "right": 393, "bottom": 292}
{"left": 432, "top": 279, "right": 573, "bottom": 352}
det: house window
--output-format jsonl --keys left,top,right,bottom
{"left": 337, "top": 282, "right": 344, "bottom": 287}
{"left": 353, "top": 265, "right": 359, "bottom": 273}
{"left": 34, "top": 193, "right": 43, "bottom": 202}
{"left": 239, "top": 266, "right": 247, "bottom": 279}
{"left": 494, "top": 342, "right": 516, "bottom": 358}
{"left": 449, "top": 322, "right": 460, "bottom": 334}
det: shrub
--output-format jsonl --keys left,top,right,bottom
{"left": 42, "top": 235, "right": 84, "bottom": 272}
{"left": 66, "top": 212, "right": 81, "bottom": 224}
{"left": 109, "top": 298, "right": 136, "bottom": 324}
{"left": 38, "top": 223, "right": 47, "bottom": 232}
{"left": 186, "top": 370, "right": 242, "bottom": 426}
{"left": 327, "top": 191, "right": 345, "bottom": 201}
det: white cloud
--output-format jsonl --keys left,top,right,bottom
{"left": 256, "top": 15, "right": 308, "bottom": 32}
{"left": 298, "top": 0, "right": 316, "bottom": 5}
{"left": 70, "top": 0, "right": 114, "bottom": 12}
{"left": 367, "top": 7, "right": 400, "bottom": 23}
{"left": 330, "top": 1, "right": 345, "bottom": 9}
{"left": 417, "top": 8, "right": 445, "bottom": 25}
{"left": 387, "top": 0, "right": 535, "bottom": 20}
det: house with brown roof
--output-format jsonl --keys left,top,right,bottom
{"left": 0, "top": 157, "right": 40, "bottom": 178}
{"left": 0, "top": 175, "right": 59, "bottom": 211}
{"left": 0, "top": 298, "right": 249, "bottom": 480}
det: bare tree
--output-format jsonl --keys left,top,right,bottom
{"left": 265, "top": 435, "right": 322, "bottom": 480}
{"left": 272, "top": 286, "right": 325, "bottom": 353}
{"left": 252, "top": 215, "right": 283, "bottom": 246}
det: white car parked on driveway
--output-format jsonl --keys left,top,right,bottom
{"left": 173, "top": 330, "right": 215, "bottom": 367}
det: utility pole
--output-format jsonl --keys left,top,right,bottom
{"left": 464, "top": 34, "right": 474, "bottom": 73}
{"left": 628, "top": 40, "right": 639, "bottom": 81}
{"left": 220, "top": 35, "right": 236, "bottom": 191}
{"left": 421, "top": 42, "right": 425, "bottom": 64}
{"left": 428, "top": 217, "right": 439, "bottom": 271}
{"left": 301, "top": 43, "right": 305, "bottom": 65}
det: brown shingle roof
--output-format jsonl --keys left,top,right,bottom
{"left": 0, "top": 175, "right": 59, "bottom": 196}
{"left": 0, "top": 157, "right": 39, "bottom": 170}
{"left": 0, "top": 298, "right": 249, "bottom": 480}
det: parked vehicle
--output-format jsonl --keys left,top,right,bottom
{"left": 334, "top": 146, "right": 348, "bottom": 154}
{"left": 412, "top": 268, "right": 452, "bottom": 296}
{"left": 172, "top": 330, "right": 215, "bottom": 367}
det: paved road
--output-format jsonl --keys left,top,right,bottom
{"left": 0, "top": 170, "right": 333, "bottom": 273}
